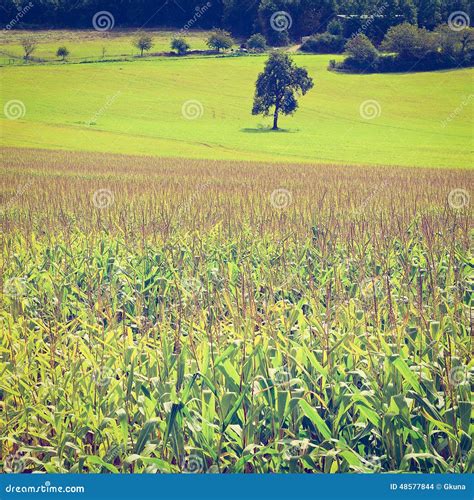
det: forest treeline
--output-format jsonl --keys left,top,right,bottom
{"left": 1, "top": 0, "right": 473, "bottom": 38}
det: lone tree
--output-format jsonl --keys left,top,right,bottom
{"left": 207, "top": 29, "right": 233, "bottom": 52}
{"left": 21, "top": 37, "right": 37, "bottom": 61}
{"left": 134, "top": 34, "right": 153, "bottom": 57}
{"left": 171, "top": 37, "right": 190, "bottom": 56}
{"left": 56, "top": 46, "right": 69, "bottom": 61}
{"left": 252, "top": 52, "right": 313, "bottom": 130}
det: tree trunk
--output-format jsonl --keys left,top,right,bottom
{"left": 141, "top": 48, "right": 144, "bottom": 57}
{"left": 272, "top": 109, "right": 279, "bottom": 130}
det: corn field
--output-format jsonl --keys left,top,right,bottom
{"left": 0, "top": 148, "right": 472, "bottom": 474}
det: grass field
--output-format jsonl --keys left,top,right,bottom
{"left": 0, "top": 29, "right": 214, "bottom": 61}
{"left": 0, "top": 147, "right": 472, "bottom": 473}
{"left": 1, "top": 53, "right": 472, "bottom": 167}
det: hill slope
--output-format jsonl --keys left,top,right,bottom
{"left": 2, "top": 54, "right": 472, "bottom": 167}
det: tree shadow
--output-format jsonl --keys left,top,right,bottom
{"left": 240, "top": 126, "right": 295, "bottom": 134}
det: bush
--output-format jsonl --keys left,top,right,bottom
{"left": 207, "top": 29, "right": 233, "bottom": 52}
{"left": 171, "top": 38, "right": 190, "bottom": 55}
{"left": 338, "top": 23, "right": 473, "bottom": 73}
{"left": 381, "top": 23, "right": 438, "bottom": 60}
{"left": 344, "top": 34, "right": 379, "bottom": 66}
{"left": 247, "top": 33, "right": 267, "bottom": 52}
{"left": 436, "top": 25, "right": 474, "bottom": 62}
{"left": 56, "top": 46, "right": 69, "bottom": 61}
{"left": 327, "top": 19, "right": 343, "bottom": 36}
{"left": 267, "top": 30, "right": 290, "bottom": 47}
{"left": 380, "top": 50, "right": 474, "bottom": 72}
{"left": 300, "top": 33, "right": 345, "bottom": 53}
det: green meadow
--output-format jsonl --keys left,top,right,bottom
{"left": 2, "top": 53, "right": 472, "bottom": 167}
{"left": 0, "top": 30, "right": 213, "bottom": 60}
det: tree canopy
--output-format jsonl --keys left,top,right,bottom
{"left": 345, "top": 34, "right": 379, "bottom": 65}
{"left": 133, "top": 34, "right": 153, "bottom": 57}
{"left": 252, "top": 52, "right": 314, "bottom": 130}
{"left": 171, "top": 38, "right": 191, "bottom": 55}
{"left": 206, "top": 30, "right": 233, "bottom": 52}
{"left": 56, "top": 46, "right": 69, "bottom": 60}
{"left": 1, "top": 0, "right": 472, "bottom": 37}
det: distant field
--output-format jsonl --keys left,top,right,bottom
{"left": 1, "top": 52, "right": 472, "bottom": 167}
{"left": 0, "top": 29, "right": 214, "bottom": 61}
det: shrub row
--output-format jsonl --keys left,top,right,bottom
{"left": 331, "top": 23, "right": 474, "bottom": 73}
